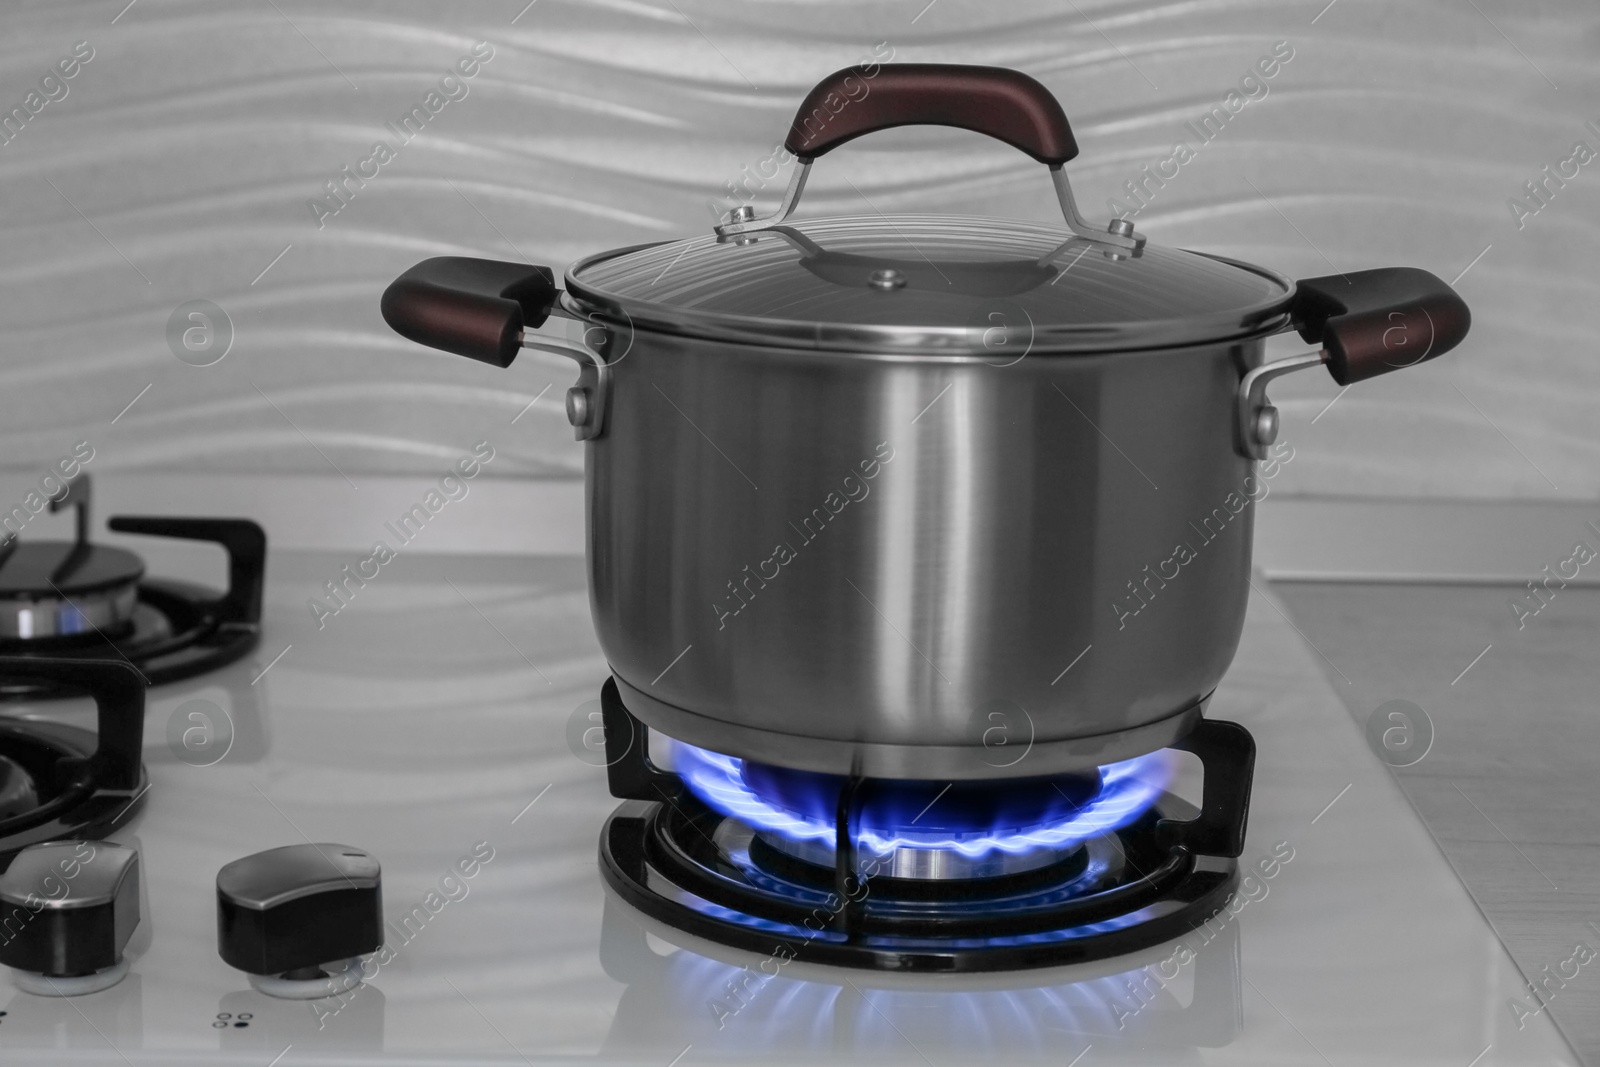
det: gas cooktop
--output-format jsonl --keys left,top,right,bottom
{"left": 0, "top": 550, "right": 1577, "bottom": 1065}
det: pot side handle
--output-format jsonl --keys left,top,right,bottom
{"left": 1236, "top": 267, "right": 1471, "bottom": 459}
{"left": 1290, "top": 267, "right": 1471, "bottom": 386}
{"left": 380, "top": 256, "right": 559, "bottom": 368}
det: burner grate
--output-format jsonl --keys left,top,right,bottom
{"left": 0, "top": 659, "right": 148, "bottom": 866}
{"left": 0, "top": 514, "right": 265, "bottom": 700}
{"left": 594, "top": 678, "right": 1257, "bottom": 971}
{"left": 600, "top": 796, "right": 1238, "bottom": 971}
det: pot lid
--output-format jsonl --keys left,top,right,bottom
{"left": 565, "top": 214, "right": 1294, "bottom": 356}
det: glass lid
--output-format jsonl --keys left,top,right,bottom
{"left": 565, "top": 214, "right": 1294, "bottom": 356}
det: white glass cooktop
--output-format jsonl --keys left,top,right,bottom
{"left": 0, "top": 553, "right": 1576, "bottom": 1065}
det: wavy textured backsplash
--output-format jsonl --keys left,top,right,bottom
{"left": 0, "top": 0, "right": 1595, "bottom": 499}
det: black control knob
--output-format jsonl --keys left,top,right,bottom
{"left": 216, "top": 843, "right": 382, "bottom": 999}
{"left": 0, "top": 840, "right": 140, "bottom": 996}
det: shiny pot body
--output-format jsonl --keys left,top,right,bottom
{"left": 587, "top": 330, "right": 1274, "bottom": 780}
{"left": 378, "top": 64, "right": 1471, "bottom": 781}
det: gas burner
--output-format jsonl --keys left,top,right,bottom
{"left": 678, "top": 745, "right": 1166, "bottom": 881}
{"left": 595, "top": 679, "right": 1256, "bottom": 972}
{"left": 0, "top": 476, "right": 265, "bottom": 699}
{"left": 0, "top": 658, "right": 148, "bottom": 866}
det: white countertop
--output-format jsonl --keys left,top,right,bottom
{"left": 0, "top": 551, "right": 1577, "bottom": 1065}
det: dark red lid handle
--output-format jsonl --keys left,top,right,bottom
{"left": 784, "top": 63, "right": 1079, "bottom": 165}
{"left": 1291, "top": 268, "right": 1471, "bottom": 385}
{"left": 380, "top": 257, "right": 558, "bottom": 368}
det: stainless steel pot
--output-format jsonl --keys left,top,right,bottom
{"left": 381, "top": 64, "right": 1469, "bottom": 780}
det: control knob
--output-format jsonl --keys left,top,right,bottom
{"left": 216, "top": 843, "right": 382, "bottom": 1000}
{"left": 0, "top": 840, "right": 140, "bottom": 996}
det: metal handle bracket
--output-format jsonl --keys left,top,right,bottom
{"left": 714, "top": 161, "right": 812, "bottom": 239}
{"left": 712, "top": 158, "right": 1142, "bottom": 252}
{"left": 521, "top": 332, "right": 612, "bottom": 442}
{"left": 1235, "top": 350, "right": 1326, "bottom": 460}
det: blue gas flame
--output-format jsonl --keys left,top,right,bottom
{"left": 673, "top": 744, "right": 1175, "bottom": 859}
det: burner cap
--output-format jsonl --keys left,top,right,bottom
{"left": 749, "top": 823, "right": 1083, "bottom": 881}
{"left": 0, "top": 541, "right": 145, "bottom": 597}
{"left": 0, "top": 542, "right": 143, "bottom": 639}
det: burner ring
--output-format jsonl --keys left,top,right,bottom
{"left": 740, "top": 822, "right": 1093, "bottom": 900}
{"left": 0, "top": 588, "right": 139, "bottom": 642}
{"left": 750, "top": 826, "right": 1080, "bottom": 880}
